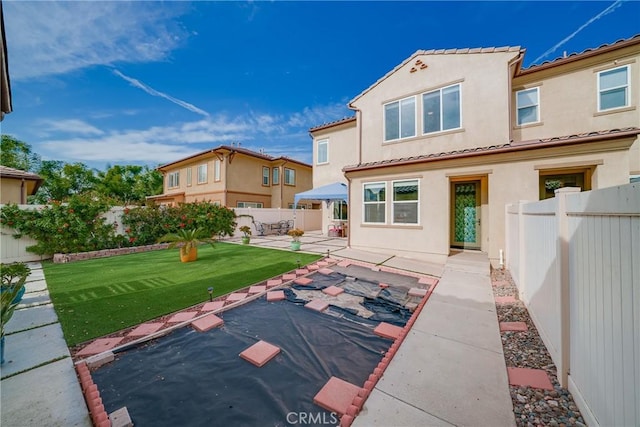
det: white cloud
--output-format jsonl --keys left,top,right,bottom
{"left": 113, "top": 70, "right": 210, "bottom": 118}
{"left": 40, "top": 119, "right": 104, "bottom": 136}
{"left": 4, "top": 1, "right": 190, "bottom": 80}
{"left": 32, "top": 101, "right": 348, "bottom": 165}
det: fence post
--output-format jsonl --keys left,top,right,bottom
{"left": 554, "top": 187, "right": 580, "bottom": 388}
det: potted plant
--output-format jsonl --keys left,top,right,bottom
{"left": 158, "top": 228, "right": 216, "bottom": 262}
{"left": 239, "top": 225, "right": 252, "bottom": 245}
{"left": 1, "top": 263, "right": 30, "bottom": 364}
{"left": 287, "top": 228, "right": 304, "bottom": 251}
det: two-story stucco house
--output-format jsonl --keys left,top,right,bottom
{"left": 149, "top": 145, "right": 313, "bottom": 209}
{"left": 311, "top": 35, "right": 639, "bottom": 267}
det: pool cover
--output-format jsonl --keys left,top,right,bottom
{"left": 92, "top": 299, "right": 391, "bottom": 427}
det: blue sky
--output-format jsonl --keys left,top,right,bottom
{"left": 2, "top": 1, "right": 639, "bottom": 169}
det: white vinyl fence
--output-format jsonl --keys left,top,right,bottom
{"left": 1, "top": 205, "right": 323, "bottom": 264}
{"left": 505, "top": 184, "right": 639, "bottom": 427}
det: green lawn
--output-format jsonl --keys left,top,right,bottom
{"left": 43, "top": 243, "right": 321, "bottom": 347}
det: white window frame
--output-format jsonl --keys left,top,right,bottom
{"left": 384, "top": 96, "right": 416, "bottom": 142}
{"left": 516, "top": 87, "right": 540, "bottom": 125}
{"left": 237, "top": 202, "right": 263, "bottom": 208}
{"left": 597, "top": 65, "right": 629, "bottom": 112}
{"left": 197, "top": 164, "right": 207, "bottom": 184}
{"left": 284, "top": 168, "right": 295, "bottom": 185}
{"left": 272, "top": 167, "right": 280, "bottom": 185}
{"left": 262, "top": 167, "right": 270, "bottom": 186}
{"left": 317, "top": 139, "right": 329, "bottom": 164}
{"left": 214, "top": 159, "right": 221, "bottom": 182}
{"left": 363, "top": 182, "right": 386, "bottom": 224}
{"left": 391, "top": 179, "right": 419, "bottom": 225}
{"left": 422, "top": 83, "right": 462, "bottom": 135}
{"left": 186, "top": 168, "right": 192, "bottom": 187}
{"left": 168, "top": 171, "right": 180, "bottom": 188}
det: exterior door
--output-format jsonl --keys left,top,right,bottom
{"left": 451, "top": 181, "right": 481, "bottom": 249}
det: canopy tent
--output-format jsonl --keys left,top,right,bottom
{"left": 294, "top": 182, "right": 348, "bottom": 208}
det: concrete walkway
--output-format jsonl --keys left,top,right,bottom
{"left": 350, "top": 250, "right": 515, "bottom": 427}
{"left": 1, "top": 262, "right": 91, "bottom": 427}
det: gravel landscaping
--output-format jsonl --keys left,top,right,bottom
{"left": 491, "top": 267, "right": 586, "bottom": 427}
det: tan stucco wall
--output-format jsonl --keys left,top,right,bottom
{"left": 350, "top": 51, "right": 520, "bottom": 163}
{"left": 512, "top": 45, "right": 640, "bottom": 174}
{"left": 347, "top": 140, "right": 634, "bottom": 266}
{"left": 0, "top": 179, "right": 24, "bottom": 204}
{"left": 312, "top": 121, "right": 358, "bottom": 234}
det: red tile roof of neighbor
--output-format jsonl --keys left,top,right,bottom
{"left": 343, "top": 128, "right": 640, "bottom": 173}
{"left": 309, "top": 116, "right": 357, "bottom": 133}
{"left": 157, "top": 144, "right": 311, "bottom": 170}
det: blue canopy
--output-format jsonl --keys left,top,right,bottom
{"left": 294, "top": 182, "right": 348, "bottom": 207}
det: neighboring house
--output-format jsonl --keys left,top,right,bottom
{"left": 0, "top": 166, "right": 43, "bottom": 204}
{"left": 149, "top": 145, "right": 313, "bottom": 209}
{"left": 310, "top": 35, "right": 640, "bottom": 266}
{"left": 1, "top": 0, "right": 13, "bottom": 120}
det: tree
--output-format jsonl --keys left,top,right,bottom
{"left": 96, "top": 164, "right": 163, "bottom": 204}
{"left": 0, "top": 135, "right": 41, "bottom": 172}
{"left": 32, "top": 161, "right": 98, "bottom": 203}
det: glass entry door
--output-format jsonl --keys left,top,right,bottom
{"left": 451, "top": 181, "right": 481, "bottom": 249}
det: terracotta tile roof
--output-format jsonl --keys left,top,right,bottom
{"left": 309, "top": 116, "right": 357, "bottom": 133}
{"left": 519, "top": 34, "right": 640, "bottom": 75}
{"left": 157, "top": 145, "right": 311, "bottom": 170}
{"left": 343, "top": 128, "right": 640, "bottom": 173}
{"left": 350, "top": 45, "right": 522, "bottom": 106}
{"left": 0, "top": 165, "right": 43, "bottom": 181}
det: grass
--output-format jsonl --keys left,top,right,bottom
{"left": 43, "top": 243, "right": 321, "bottom": 347}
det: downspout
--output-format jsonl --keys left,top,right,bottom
{"left": 280, "top": 159, "right": 288, "bottom": 209}
{"left": 346, "top": 104, "right": 362, "bottom": 249}
{"left": 20, "top": 178, "right": 25, "bottom": 204}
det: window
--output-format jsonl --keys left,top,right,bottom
{"left": 214, "top": 160, "right": 221, "bottom": 182}
{"left": 422, "top": 83, "right": 461, "bottom": 134}
{"left": 333, "top": 200, "right": 348, "bottom": 221}
{"left": 317, "top": 139, "right": 328, "bottom": 164}
{"left": 392, "top": 180, "right": 419, "bottom": 224}
{"left": 186, "top": 168, "right": 192, "bottom": 187}
{"left": 363, "top": 182, "right": 386, "bottom": 223}
{"left": 273, "top": 167, "right": 280, "bottom": 185}
{"left": 384, "top": 96, "right": 416, "bottom": 141}
{"left": 539, "top": 169, "right": 591, "bottom": 200}
{"left": 284, "top": 168, "right": 295, "bottom": 185}
{"left": 168, "top": 171, "right": 180, "bottom": 188}
{"left": 516, "top": 88, "right": 539, "bottom": 125}
{"left": 598, "top": 65, "right": 629, "bottom": 111}
{"left": 197, "top": 164, "right": 207, "bottom": 184}
{"left": 262, "top": 167, "right": 270, "bottom": 186}
{"left": 237, "top": 202, "right": 263, "bottom": 208}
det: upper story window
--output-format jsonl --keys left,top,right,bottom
{"left": 384, "top": 96, "right": 416, "bottom": 142}
{"left": 273, "top": 167, "right": 280, "bottom": 185}
{"left": 214, "top": 160, "right": 221, "bottom": 182}
{"left": 284, "top": 168, "right": 295, "bottom": 185}
{"left": 598, "top": 65, "right": 629, "bottom": 111}
{"left": 423, "top": 83, "right": 461, "bottom": 134}
{"left": 363, "top": 182, "right": 386, "bottom": 224}
{"left": 168, "top": 171, "right": 180, "bottom": 188}
{"left": 262, "top": 167, "right": 270, "bottom": 186}
{"left": 317, "top": 139, "right": 328, "bottom": 164}
{"left": 392, "top": 180, "right": 419, "bottom": 225}
{"left": 186, "top": 168, "right": 192, "bottom": 187}
{"left": 197, "top": 164, "right": 207, "bottom": 184}
{"left": 516, "top": 87, "right": 540, "bottom": 125}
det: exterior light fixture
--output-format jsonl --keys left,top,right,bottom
{"left": 207, "top": 286, "right": 214, "bottom": 302}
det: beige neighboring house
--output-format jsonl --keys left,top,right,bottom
{"left": 0, "top": 166, "right": 43, "bottom": 204}
{"left": 310, "top": 35, "right": 640, "bottom": 266}
{"left": 149, "top": 145, "right": 313, "bottom": 208}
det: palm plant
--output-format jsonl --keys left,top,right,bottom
{"left": 158, "top": 228, "right": 216, "bottom": 262}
